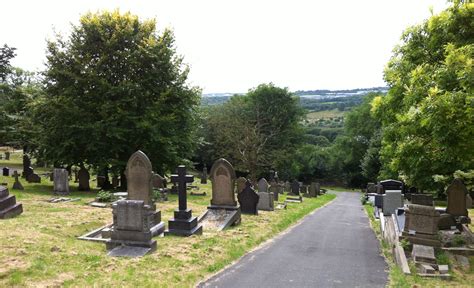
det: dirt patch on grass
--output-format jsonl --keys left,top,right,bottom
{"left": 0, "top": 258, "right": 28, "bottom": 275}
{"left": 30, "top": 273, "right": 75, "bottom": 288}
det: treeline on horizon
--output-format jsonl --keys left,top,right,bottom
{"left": 0, "top": 3, "right": 473, "bottom": 196}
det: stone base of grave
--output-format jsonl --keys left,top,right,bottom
{"left": 401, "top": 232, "right": 441, "bottom": 247}
{"left": 286, "top": 195, "right": 303, "bottom": 203}
{"left": 166, "top": 209, "right": 203, "bottom": 237}
{"left": 201, "top": 205, "right": 241, "bottom": 231}
{"left": 0, "top": 187, "right": 23, "bottom": 219}
{"left": 190, "top": 191, "right": 206, "bottom": 196}
{"left": 106, "top": 240, "right": 157, "bottom": 257}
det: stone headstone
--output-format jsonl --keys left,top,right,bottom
{"left": 4, "top": 152, "right": 10, "bottom": 160}
{"left": 308, "top": 182, "right": 319, "bottom": 197}
{"left": 269, "top": 183, "right": 279, "bottom": 201}
{"left": 2, "top": 167, "right": 9, "bottom": 177}
{"left": 26, "top": 172, "right": 41, "bottom": 183}
{"left": 152, "top": 173, "right": 166, "bottom": 189}
{"left": 257, "top": 191, "right": 274, "bottom": 211}
{"left": 78, "top": 167, "right": 90, "bottom": 191}
{"left": 209, "top": 158, "right": 237, "bottom": 207}
{"left": 411, "top": 194, "right": 433, "bottom": 206}
{"left": 238, "top": 180, "right": 259, "bottom": 215}
{"left": 383, "top": 190, "right": 403, "bottom": 216}
{"left": 284, "top": 181, "right": 291, "bottom": 192}
{"left": 446, "top": 179, "right": 468, "bottom": 217}
{"left": 235, "top": 177, "right": 247, "bottom": 194}
{"left": 167, "top": 165, "right": 202, "bottom": 236}
{"left": 374, "top": 194, "right": 384, "bottom": 209}
{"left": 0, "top": 185, "right": 23, "bottom": 219}
{"left": 379, "top": 179, "right": 403, "bottom": 193}
{"left": 403, "top": 204, "right": 440, "bottom": 247}
{"left": 376, "top": 183, "right": 384, "bottom": 194}
{"left": 201, "top": 166, "right": 208, "bottom": 184}
{"left": 22, "top": 155, "right": 33, "bottom": 179}
{"left": 290, "top": 180, "right": 300, "bottom": 196}
{"left": 125, "top": 151, "right": 153, "bottom": 205}
{"left": 12, "top": 171, "right": 24, "bottom": 190}
{"left": 53, "top": 169, "right": 69, "bottom": 195}
{"left": 258, "top": 178, "right": 269, "bottom": 192}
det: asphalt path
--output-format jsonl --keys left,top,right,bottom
{"left": 199, "top": 192, "right": 388, "bottom": 288}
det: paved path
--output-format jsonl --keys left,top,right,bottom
{"left": 199, "top": 192, "right": 388, "bottom": 288}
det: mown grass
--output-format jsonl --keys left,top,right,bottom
{"left": 306, "top": 109, "right": 346, "bottom": 123}
{"left": 363, "top": 204, "right": 474, "bottom": 288}
{"left": 0, "top": 164, "right": 335, "bottom": 287}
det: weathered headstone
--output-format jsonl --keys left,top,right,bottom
{"left": 4, "top": 152, "right": 10, "bottom": 160}
{"left": 200, "top": 158, "right": 241, "bottom": 230}
{"left": 209, "top": 158, "right": 237, "bottom": 208}
{"left": 238, "top": 180, "right": 259, "bottom": 215}
{"left": 308, "top": 182, "right": 320, "bottom": 197}
{"left": 235, "top": 177, "right": 247, "bottom": 194}
{"left": 269, "top": 183, "right": 279, "bottom": 202}
{"left": 411, "top": 194, "right": 433, "bottom": 206}
{"left": 106, "top": 151, "right": 165, "bottom": 256}
{"left": 152, "top": 173, "right": 166, "bottom": 189}
{"left": 12, "top": 171, "right": 24, "bottom": 190}
{"left": 2, "top": 167, "right": 9, "bottom": 177}
{"left": 402, "top": 204, "right": 441, "bottom": 247}
{"left": 0, "top": 185, "right": 23, "bottom": 219}
{"left": 53, "top": 168, "right": 69, "bottom": 195}
{"left": 26, "top": 170, "right": 41, "bottom": 183}
{"left": 379, "top": 179, "right": 403, "bottom": 194}
{"left": 258, "top": 178, "right": 269, "bottom": 192}
{"left": 257, "top": 190, "right": 274, "bottom": 211}
{"left": 290, "top": 180, "right": 300, "bottom": 196}
{"left": 412, "top": 244, "right": 436, "bottom": 264}
{"left": 167, "top": 165, "right": 202, "bottom": 236}
{"left": 201, "top": 165, "right": 208, "bottom": 184}
{"left": 383, "top": 190, "right": 403, "bottom": 216}
{"left": 125, "top": 151, "right": 153, "bottom": 205}
{"left": 446, "top": 179, "right": 468, "bottom": 217}
{"left": 22, "top": 154, "right": 33, "bottom": 179}
{"left": 284, "top": 181, "right": 291, "bottom": 193}
{"left": 78, "top": 166, "right": 90, "bottom": 191}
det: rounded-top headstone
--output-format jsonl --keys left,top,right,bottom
{"left": 126, "top": 150, "right": 153, "bottom": 205}
{"left": 209, "top": 158, "right": 237, "bottom": 207}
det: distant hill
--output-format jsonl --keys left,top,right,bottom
{"left": 201, "top": 87, "right": 388, "bottom": 106}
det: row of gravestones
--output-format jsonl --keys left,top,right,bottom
{"left": 0, "top": 151, "right": 11, "bottom": 160}
{"left": 372, "top": 179, "right": 472, "bottom": 247}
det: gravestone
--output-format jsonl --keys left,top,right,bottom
{"left": 26, "top": 172, "right": 41, "bottom": 183}
{"left": 167, "top": 165, "right": 202, "bottom": 236}
{"left": 284, "top": 181, "right": 291, "bottom": 193}
{"left": 22, "top": 155, "right": 33, "bottom": 179}
{"left": 201, "top": 165, "right": 208, "bottom": 184}
{"left": 290, "top": 180, "right": 300, "bottom": 196}
{"left": 126, "top": 151, "right": 153, "bottom": 205}
{"left": 383, "top": 190, "right": 403, "bottom": 216}
{"left": 201, "top": 158, "right": 241, "bottom": 230}
{"left": 258, "top": 178, "right": 269, "bottom": 192}
{"left": 54, "top": 169, "right": 69, "bottom": 195}
{"left": 269, "top": 183, "right": 279, "bottom": 202}
{"left": 152, "top": 173, "right": 166, "bottom": 189}
{"left": 106, "top": 151, "right": 165, "bottom": 256}
{"left": 209, "top": 158, "right": 237, "bottom": 208}
{"left": 376, "top": 183, "right": 384, "bottom": 194}
{"left": 308, "top": 182, "right": 319, "bottom": 197}
{"left": 446, "top": 179, "right": 468, "bottom": 217}
{"left": 2, "top": 167, "right": 9, "bottom": 177}
{"left": 411, "top": 194, "right": 433, "bottom": 206}
{"left": 374, "top": 194, "right": 384, "bottom": 208}
{"left": 78, "top": 166, "right": 90, "bottom": 191}
{"left": 0, "top": 185, "right": 23, "bottom": 219}
{"left": 402, "top": 204, "right": 441, "bottom": 247}
{"left": 238, "top": 180, "right": 259, "bottom": 215}
{"left": 235, "top": 177, "right": 247, "bottom": 194}
{"left": 4, "top": 152, "right": 10, "bottom": 160}
{"left": 257, "top": 191, "right": 274, "bottom": 211}
{"left": 12, "top": 171, "right": 24, "bottom": 190}
{"left": 379, "top": 179, "right": 403, "bottom": 194}
{"left": 366, "top": 183, "right": 376, "bottom": 194}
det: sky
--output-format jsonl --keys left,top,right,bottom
{"left": 2, "top": 0, "right": 449, "bottom": 93}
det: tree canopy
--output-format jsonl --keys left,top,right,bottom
{"left": 32, "top": 10, "right": 200, "bottom": 174}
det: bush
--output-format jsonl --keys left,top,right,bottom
{"left": 97, "top": 191, "right": 113, "bottom": 202}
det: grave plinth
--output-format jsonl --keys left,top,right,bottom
{"left": 167, "top": 165, "right": 202, "bottom": 236}
{"left": 0, "top": 185, "right": 23, "bottom": 219}
{"left": 402, "top": 204, "right": 441, "bottom": 247}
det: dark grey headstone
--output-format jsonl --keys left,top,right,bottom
{"left": 446, "top": 179, "right": 468, "bottom": 217}
{"left": 290, "top": 180, "right": 300, "bottom": 196}
{"left": 78, "top": 167, "right": 90, "bottom": 191}
{"left": 2, "top": 167, "right": 9, "bottom": 177}
{"left": 26, "top": 172, "right": 41, "bottom": 183}
{"left": 411, "top": 194, "right": 433, "bottom": 206}
{"left": 237, "top": 180, "right": 259, "bottom": 215}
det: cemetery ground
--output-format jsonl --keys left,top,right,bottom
{"left": 0, "top": 153, "right": 335, "bottom": 287}
{"left": 364, "top": 204, "right": 474, "bottom": 287}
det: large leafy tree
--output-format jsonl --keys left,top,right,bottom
{"left": 33, "top": 10, "right": 200, "bottom": 174}
{"left": 378, "top": 2, "right": 474, "bottom": 190}
{"left": 197, "top": 83, "right": 304, "bottom": 180}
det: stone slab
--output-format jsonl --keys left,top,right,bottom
{"left": 107, "top": 245, "right": 153, "bottom": 257}
{"left": 412, "top": 244, "right": 436, "bottom": 264}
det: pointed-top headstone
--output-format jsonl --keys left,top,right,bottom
{"left": 235, "top": 177, "right": 247, "bottom": 194}
{"left": 446, "top": 179, "right": 468, "bottom": 217}
{"left": 126, "top": 150, "right": 153, "bottom": 205}
{"left": 238, "top": 180, "right": 259, "bottom": 215}
{"left": 209, "top": 158, "right": 237, "bottom": 207}
{"left": 258, "top": 178, "right": 269, "bottom": 193}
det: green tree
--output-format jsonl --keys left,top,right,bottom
{"left": 378, "top": 3, "right": 474, "bottom": 190}
{"left": 33, "top": 10, "right": 200, "bottom": 175}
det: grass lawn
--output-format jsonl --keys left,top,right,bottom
{"left": 0, "top": 170, "right": 335, "bottom": 287}
{"left": 306, "top": 109, "right": 345, "bottom": 123}
{"left": 364, "top": 204, "right": 474, "bottom": 288}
